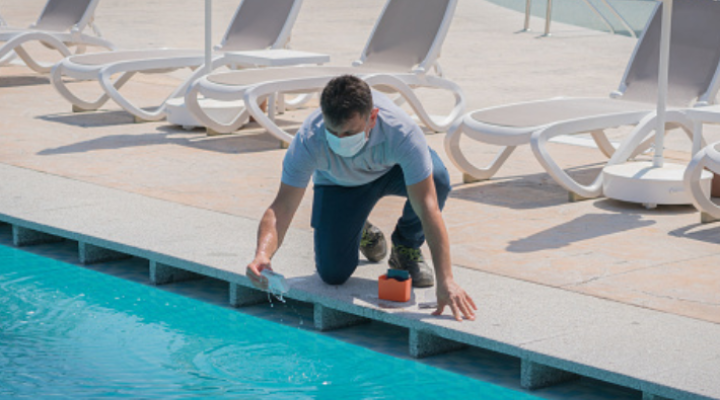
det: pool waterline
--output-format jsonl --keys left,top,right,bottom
{"left": 0, "top": 240, "right": 546, "bottom": 399}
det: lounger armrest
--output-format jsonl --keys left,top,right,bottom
{"left": 411, "top": 66, "right": 427, "bottom": 75}
{"left": 70, "top": 24, "right": 85, "bottom": 42}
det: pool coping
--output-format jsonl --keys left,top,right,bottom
{"left": 1, "top": 163, "right": 718, "bottom": 400}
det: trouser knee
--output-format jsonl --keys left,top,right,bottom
{"left": 315, "top": 257, "right": 355, "bottom": 285}
{"left": 314, "top": 241, "right": 359, "bottom": 285}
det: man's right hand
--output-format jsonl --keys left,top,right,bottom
{"left": 247, "top": 256, "right": 273, "bottom": 290}
{"left": 248, "top": 183, "right": 304, "bottom": 291}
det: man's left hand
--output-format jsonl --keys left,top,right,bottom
{"left": 432, "top": 279, "right": 477, "bottom": 322}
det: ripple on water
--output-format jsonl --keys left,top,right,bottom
{"left": 0, "top": 244, "right": 542, "bottom": 400}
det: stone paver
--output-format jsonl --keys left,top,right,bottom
{"left": 0, "top": 162, "right": 719, "bottom": 399}
{"left": 1, "top": 0, "right": 719, "bottom": 328}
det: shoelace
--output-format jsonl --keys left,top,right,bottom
{"left": 360, "top": 228, "right": 377, "bottom": 248}
{"left": 396, "top": 245, "right": 423, "bottom": 262}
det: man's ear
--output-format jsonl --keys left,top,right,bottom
{"left": 369, "top": 108, "right": 380, "bottom": 129}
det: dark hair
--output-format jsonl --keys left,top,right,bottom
{"left": 320, "top": 75, "right": 372, "bottom": 128}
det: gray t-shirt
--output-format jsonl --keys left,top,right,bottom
{"left": 281, "top": 91, "right": 432, "bottom": 188}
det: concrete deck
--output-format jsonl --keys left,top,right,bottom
{"left": 1, "top": 0, "right": 719, "bottom": 399}
{"left": 1, "top": 162, "right": 719, "bottom": 400}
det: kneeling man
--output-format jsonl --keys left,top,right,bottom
{"left": 247, "top": 75, "right": 475, "bottom": 321}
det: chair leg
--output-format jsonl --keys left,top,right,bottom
{"left": 568, "top": 191, "right": 592, "bottom": 202}
{"left": 685, "top": 146, "right": 720, "bottom": 222}
{"left": 53, "top": 65, "right": 131, "bottom": 112}
{"left": 11, "top": 34, "right": 71, "bottom": 73}
{"left": 186, "top": 81, "right": 250, "bottom": 135}
{"left": 444, "top": 118, "right": 518, "bottom": 183}
{"left": 363, "top": 74, "right": 466, "bottom": 133}
{"left": 99, "top": 68, "right": 169, "bottom": 121}
{"left": 463, "top": 173, "right": 482, "bottom": 184}
{"left": 701, "top": 212, "right": 719, "bottom": 224}
{"left": 531, "top": 113, "right": 657, "bottom": 199}
{"left": 590, "top": 129, "right": 616, "bottom": 158}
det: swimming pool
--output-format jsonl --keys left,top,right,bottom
{"left": 487, "top": 0, "right": 656, "bottom": 37}
{"left": 0, "top": 243, "right": 543, "bottom": 399}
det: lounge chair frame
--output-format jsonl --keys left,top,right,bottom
{"left": 445, "top": 0, "right": 720, "bottom": 199}
{"left": 184, "top": 0, "right": 464, "bottom": 139}
{"left": 0, "top": 0, "right": 113, "bottom": 73}
{"left": 50, "top": 0, "right": 303, "bottom": 122}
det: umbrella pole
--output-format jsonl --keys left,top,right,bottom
{"left": 653, "top": 0, "right": 672, "bottom": 168}
{"left": 205, "top": 0, "right": 212, "bottom": 75}
{"left": 602, "top": 0, "right": 713, "bottom": 207}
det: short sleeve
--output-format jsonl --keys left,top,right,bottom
{"left": 281, "top": 132, "right": 318, "bottom": 188}
{"left": 395, "top": 127, "right": 432, "bottom": 186}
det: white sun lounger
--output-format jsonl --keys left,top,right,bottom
{"left": 185, "top": 0, "right": 465, "bottom": 139}
{"left": 683, "top": 105, "right": 720, "bottom": 221}
{"left": 50, "top": 0, "right": 303, "bottom": 122}
{"left": 0, "top": 11, "right": 16, "bottom": 66}
{"left": 685, "top": 138, "right": 720, "bottom": 222}
{"left": 0, "top": 0, "right": 113, "bottom": 73}
{"left": 445, "top": 0, "right": 720, "bottom": 200}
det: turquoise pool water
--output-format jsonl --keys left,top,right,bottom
{"left": 0, "top": 243, "right": 542, "bottom": 399}
{"left": 488, "top": 0, "right": 656, "bottom": 37}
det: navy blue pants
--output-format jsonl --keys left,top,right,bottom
{"left": 311, "top": 149, "right": 451, "bottom": 285}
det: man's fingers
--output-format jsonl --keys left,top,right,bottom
{"left": 449, "top": 303, "right": 462, "bottom": 322}
{"left": 466, "top": 293, "right": 478, "bottom": 311}
{"left": 453, "top": 297, "right": 473, "bottom": 320}
{"left": 459, "top": 299, "right": 475, "bottom": 320}
{"left": 432, "top": 304, "right": 445, "bottom": 316}
{"left": 246, "top": 265, "right": 269, "bottom": 290}
{"left": 247, "top": 265, "right": 260, "bottom": 278}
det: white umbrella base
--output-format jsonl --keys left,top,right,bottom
{"left": 603, "top": 161, "right": 712, "bottom": 207}
{"left": 166, "top": 97, "right": 244, "bottom": 130}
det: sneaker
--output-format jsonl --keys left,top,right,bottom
{"left": 360, "top": 221, "right": 387, "bottom": 262}
{"left": 388, "top": 244, "right": 434, "bottom": 288}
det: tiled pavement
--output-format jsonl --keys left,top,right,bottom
{"left": 1, "top": 0, "right": 718, "bottom": 337}
{"left": 0, "top": 224, "right": 640, "bottom": 399}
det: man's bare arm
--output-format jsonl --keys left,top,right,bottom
{"left": 247, "top": 183, "right": 306, "bottom": 289}
{"left": 406, "top": 176, "right": 477, "bottom": 321}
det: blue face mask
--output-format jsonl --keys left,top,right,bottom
{"left": 325, "top": 122, "right": 369, "bottom": 157}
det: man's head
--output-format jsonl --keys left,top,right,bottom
{"left": 320, "top": 75, "right": 378, "bottom": 139}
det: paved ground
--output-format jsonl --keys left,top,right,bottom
{"left": 1, "top": 0, "right": 718, "bottom": 330}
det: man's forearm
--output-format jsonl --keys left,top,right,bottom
{"left": 422, "top": 211, "right": 454, "bottom": 284}
{"left": 253, "top": 183, "right": 306, "bottom": 262}
{"left": 255, "top": 207, "right": 282, "bottom": 260}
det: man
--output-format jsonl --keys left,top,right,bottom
{"left": 247, "top": 75, "right": 476, "bottom": 321}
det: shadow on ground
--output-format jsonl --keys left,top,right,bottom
{"left": 669, "top": 222, "right": 720, "bottom": 245}
{"left": 0, "top": 75, "right": 50, "bottom": 88}
{"left": 38, "top": 110, "right": 137, "bottom": 127}
{"left": 450, "top": 166, "right": 603, "bottom": 209}
{"left": 34, "top": 119, "right": 303, "bottom": 155}
{"left": 506, "top": 212, "right": 655, "bottom": 252}
{"left": 35, "top": 131, "right": 284, "bottom": 155}
{"left": 593, "top": 198, "right": 698, "bottom": 216}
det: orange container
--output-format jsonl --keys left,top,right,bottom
{"left": 378, "top": 274, "right": 412, "bottom": 302}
